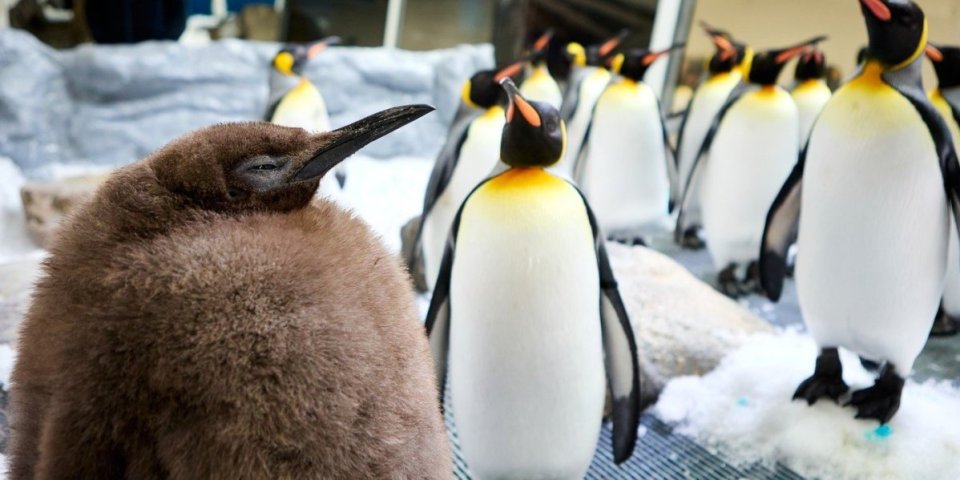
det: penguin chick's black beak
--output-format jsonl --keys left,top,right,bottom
{"left": 775, "top": 36, "right": 829, "bottom": 64}
{"left": 294, "top": 105, "right": 434, "bottom": 181}
{"left": 500, "top": 77, "right": 541, "bottom": 127}
{"left": 307, "top": 35, "right": 342, "bottom": 60}
{"left": 861, "top": 0, "right": 892, "bottom": 21}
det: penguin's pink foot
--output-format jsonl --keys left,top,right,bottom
{"left": 930, "top": 306, "right": 959, "bottom": 337}
{"left": 846, "top": 364, "right": 904, "bottom": 424}
{"left": 793, "top": 348, "right": 849, "bottom": 405}
{"left": 679, "top": 227, "right": 705, "bottom": 250}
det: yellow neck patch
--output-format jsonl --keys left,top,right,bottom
{"left": 274, "top": 52, "right": 295, "bottom": 76}
{"left": 482, "top": 105, "right": 504, "bottom": 120}
{"left": 850, "top": 62, "right": 888, "bottom": 91}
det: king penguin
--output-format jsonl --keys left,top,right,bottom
{"left": 267, "top": 37, "right": 345, "bottom": 198}
{"left": 674, "top": 23, "right": 752, "bottom": 249}
{"left": 519, "top": 30, "right": 563, "bottom": 109}
{"left": 426, "top": 78, "right": 641, "bottom": 479}
{"left": 574, "top": 45, "right": 684, "bottom": 244}
{"left": 413, "top": 62, "right": 523, "bottom": 291}
{"left": 925, "top": 43, "right": 960, "bottom": 336}
{"left": 791, "top": 46, "right": 833, "bottom": 146}
{"left": 677, "top": 36, "right": 825, "bottom": 296}
{"left": 760, "top": 0, "right": 960, "bottom": 423}
{"left": 555, "top": 31, "right": 629, "bottom": 176}
{"left": 8, "top": 106, "right": 454, "bottom": 478}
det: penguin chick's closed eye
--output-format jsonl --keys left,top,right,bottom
{"left": 8, "top": 109, "right": 453, "bottom": 479}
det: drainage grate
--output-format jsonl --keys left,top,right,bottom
{"left": 445, "top": 396, "right": 804, "bottom": 479}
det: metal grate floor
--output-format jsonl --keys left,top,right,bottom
{"left": 444, "top": 395, "right": 804, "bottom": 479}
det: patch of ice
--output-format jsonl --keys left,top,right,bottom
{"left": 654, "top": 331, "right": 960, "bottom": 480}
{"left": 0, "top": 343, "right": 15, "bottom": 386}
{"left": 341, "top": 155, "right": 432, "bottom": 253}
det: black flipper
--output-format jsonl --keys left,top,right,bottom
{"left": 889, "top": 81, "right": 960, "bottom": 247}
{"left": 674, "top": 84, "right": 749, "bottom": 241}
{"left": 657, "top": 97, "right": 680, "bottom": 212}
{"left": 572, "top": 116, "right": 594, "bottom": 183}
{"left": 759, "top": 148, "right": 806, "bottom": 301}
{"left": 405, "top": 105, "right": 482, "bottom": 270}
{"left": 572, "top": 184, "right": 641, "bottom": 464}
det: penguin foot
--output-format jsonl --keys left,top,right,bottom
{"left": 846, "top": 364, "right": 905, "bottom": 424}
{"left": 793, "top": 348, "right": 848, "bottom": 405}
{"left": 742, "top": 261, "right": 763, "bottom": 294}
{"left": 930, "top": 307, "right": 959, "bottom": 337}
{"left": 679, "top": 227, "right": 705, "bottom": 250}
{"left": 859, "top": 356, "right": 881, "bottom": 371}
{"left": 609, "top": 234, "right": 646, "bottom": 247}
{"left": 717, "top": 264, "right": 743, "bottom": 297}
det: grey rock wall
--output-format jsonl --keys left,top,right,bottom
{"left": 0, "top": 30, "right": 493, "bottom": 177}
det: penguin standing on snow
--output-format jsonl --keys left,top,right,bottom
{"left": 412, "top": 62, "right": 523, "bottom": 291}
{"left": 8, "top": 106, "right": 453, "bottom": 478}
{"left": 519, "top": 30, "right": 563, "bottom": 109}
{"left": 760, "top": 0, "right": 960, "bottom": 423}
{"left": 267, "top": 37, "right": 345, "bottom": 198}
{"left": 574, "top": 45, "right": 684, "bottom": 244}
{"left": 674, "top": 23, "right": 752, "bottom": 249}
{"left": 791, "top": 46, "right": 833, "bottom": 146}
{"left": 677, "top": 36, "right": 826, "bottom": 296}
{"left": 555, "top": 31, "right": 629, "bottom": 176}
{"left": 426, "top": 78, "right": 641, "bottom": 478}
{"left": 925, "top": 43, "right": 960, "bottom": 336}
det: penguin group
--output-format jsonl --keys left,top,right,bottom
{"left": 10, "top": 0, "right": 960, "bottom": 477}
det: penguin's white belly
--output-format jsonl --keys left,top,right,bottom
{"left": 931, "top": 95, "right": 960, "bottom": 315}
{"left": 797, "top": 82, "right": 948, "bottom": 371}
{"left": 555, "top": 69, "right": 611, "bottom": 177}
{"left": 520, "top": 68, "right": 563, "bottom": 109}
{"left": 449, "top": 170, "right": 604, "bottom": 479}
{"left": 422, "top": 112, "right": 504, "bottom": 290}
{"left": 792, "top": 80, "right": 832, "bottom": 146}
{"left": 580, "top": 82, "right": 668, "bottom": 231}
{"left": 701, "top": 88, "right": 798, "bottom": 268}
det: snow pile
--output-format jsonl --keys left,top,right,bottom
{"left": 0, "top": 157, "right": 34, "bottom": 262}
{"left": 654, "top": 331, "right": 960, "bottom": 480}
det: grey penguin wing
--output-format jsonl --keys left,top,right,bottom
{"left": 572, "top": 116, "right": 593, "bottom": 183}
{"left": 265, "top": 99, "right": 282, "bottom": 122}
{"left": 891, "top": 84, "right": 960, "bottom": 240}
{"left": 560, "top": 71, "right": 584, "bottom": 121}
{"left": 657, "top": 97, "right": 680, "bottom": 212}
{"left": 759, "top": 148, "right": 806, "bottom": 301}
{"left": 571, "top": 183, "right": 641, "bottom": 464}
{"left": 424, "top": 177, "right": 491, "bottom": 405}
{"left": 674, "top": 84, "right": 748, "bottom": 241}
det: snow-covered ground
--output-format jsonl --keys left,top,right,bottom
{"left": 654, "top": 331, "right": 960, "bottom": 480}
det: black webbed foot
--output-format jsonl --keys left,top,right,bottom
{"left": 793, "top": 348, "right": 849, "bottom": 405}
{"left": 717, "top": 264, "right": 743, "bottom": 297}
{"left": 846, "top": 364, "right": 905, "bottom": 424}
{"left": 608, "top": 234, "right": 646, "bottom": 247}
{"left": 679, "top": 227, "right": 705, "bottom": 250}
{"left": 859, "top": 356, "right": 881, "bottom": 371}
{"left": 742, "top": 261, "right": 762, "bottom": 294}
{"left": 930, "top": 306, "right": 959, "bottom": 337}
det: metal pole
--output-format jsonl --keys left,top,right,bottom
{"left": 383, "top": 0, "right": 406, "bottom": 48}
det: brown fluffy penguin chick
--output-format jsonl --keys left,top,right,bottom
{"left": 8, "top": 105, "right": 452, "bottom": 480}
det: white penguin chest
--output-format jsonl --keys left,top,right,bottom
{"left": 520, "top": 65, "right": 563, "bottom": 109}
{"left": 580, "top": 81, "right": 669, "bottom": 229}
{"left": 700, "top": 87, "right": 798, "bottom": 266}
{"left": 796, "top": 72, "right": 948, "bottom": 369}
{"left": 271, "top": 81, "right": 330, "bottom": 132}
{"left": 792, "top": 80, "right": 832, "bottom": 145}
{"left": 678, "top": 72, "right": 741, "bottom": 182}
{"left": 447, "top": 169, "right": 605, "bottom": 478}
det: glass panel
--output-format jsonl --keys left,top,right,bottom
{"left": 399, "top": 0, "right": 496, "bottom": 50}
{"left": 284, "top": 0, "right": 388, "bottom": 46}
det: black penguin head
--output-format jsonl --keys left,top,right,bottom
{"left": 613, "top": 44, "right": 685, "bottom": 82}
{"left": 747, "top": 36, "right": 828, "bottom": 85}
{"left": 152, "top": 105, "right": 433, "bottom": 212}
{"left": 926, "top": 44, "right": 960, "bottom": 89}
{"left": 577, "top": 30, "right": 629, "bottom": 67}
{"left": 860, "top": 0, "right": 926, "bottom": 69}
{"left": 701, "top": 22, "right": 747, "bottom": 74}
{"left": 794, "top": 48, "right": 827, "bottom": 81}
{"left": 272, "top": 36, "right": 341, "bottom": 77}
{"left": 499, "top": 78, "right": 564, "bottom": 168}
{"left": 461, "top": 62, "right": 523, "bottom": 109}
